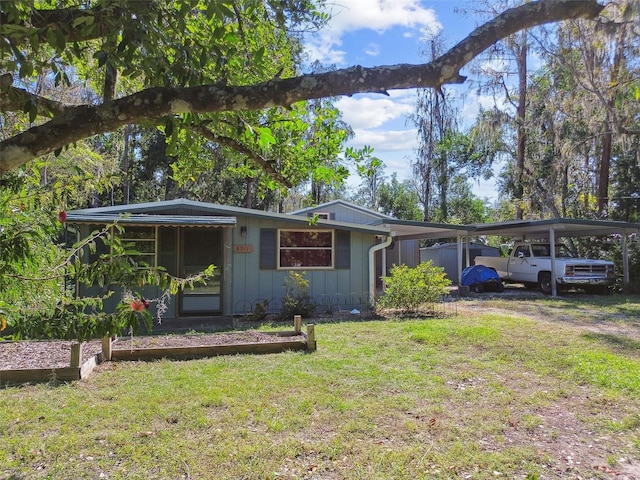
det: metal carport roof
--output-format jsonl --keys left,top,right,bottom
{"left": 470, "top": 218, "right": 639, "bottom": 239}
{"left": 468, "top": 218, "right": 639, "bottom": 296}
{"left": 370, "top": 218, "right": 472, "bottom": 240}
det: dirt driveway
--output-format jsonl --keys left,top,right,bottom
{"left": 455, "top": 285, "right": 640, "bottom": 342}
{"left": 453, "top": 289, "right": 640, "bottom": 479}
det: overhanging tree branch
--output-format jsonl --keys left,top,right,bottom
{"left": 0, "top": 0, "right": 605, "bottom": 175}
{"left": 188, "top": 123, "right": 293, "bottom": 188}
{"left": 1, "top": 87, "right": 70, "bottom": 118}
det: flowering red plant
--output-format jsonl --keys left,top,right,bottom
{"left": 58, "top": 210, "right": 67, "bottom": 222}
{"left": 130, "top": 298, "right": 146, "bottom": 312}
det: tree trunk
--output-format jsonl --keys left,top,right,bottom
{"left": 245, "top": 178, "right": 253, "bottom": 209}
{"left": 598, "top": 124, "right": 612, "bottom": 216}
{"left": 121, "top": 125, "right": 131, "bottom": 205}
{"left": 515, "top": 37, "right": 527, "bottom": 220}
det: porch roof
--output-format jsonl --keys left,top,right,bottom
{"left": 65, "top": 212, "right": 237, "bottom": 227}
{"left": 66, "top": 199, "right": 390, "bottom": 235}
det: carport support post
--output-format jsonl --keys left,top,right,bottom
{"left": 622, "top": 234, "right": 630, "bottom": 292}
{"left": 549, "top": 227, "right": 558, "bottom": 297}
{"left": 456, "top": 234, "right": 463, "bottom": 285}
{"left": 465, "top": 238, "right": 470, "bottom": 269}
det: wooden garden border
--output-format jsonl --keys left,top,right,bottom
{"left": 1, "top": 316, "right": 316, "bottom": 385}
{"left": 0, "top": 342, "right": 100, "bottom": 386}
{"left": 109, "top": 320, "right": 316, "bottom": 362}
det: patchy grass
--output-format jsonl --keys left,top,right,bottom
{"left": 1, "top": 296, "right": 640, "bottom": 479}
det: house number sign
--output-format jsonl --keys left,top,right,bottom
{"left": 233, "top": 245, "right": 254, "bottom": 253}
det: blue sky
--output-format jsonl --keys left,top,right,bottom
{"left": 304, "top": 0, "right": 501, "bottom": 200}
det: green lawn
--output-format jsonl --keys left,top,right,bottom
{"left": 2, "top": 295, "right": 639, "bottom": 479}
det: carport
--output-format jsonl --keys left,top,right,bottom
{"left": 468, "top": 218, "right": 639, "bottom": 296}
{"left": 369, "top": 218, "right": 473, "bottom": 293}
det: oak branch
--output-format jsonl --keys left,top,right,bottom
{"left": 0, "top": 0, "right": 605, "bottom": 174}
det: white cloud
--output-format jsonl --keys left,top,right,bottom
{"left": 459, "top": 93, "right": 495, "bottom": 123}
{"left": 307, "top": 0, "right": 442, "bottom": 64}
{"left": 364, "top": 43, "right": 380, "bottom": 57}
{"left": 352, "top": 128, "right": 418, "bottom": 153}
{"left": 305, "top": 40, "right": 347, "bottom": 65}
{"left": 337, "top": 96, "right": 414, "bottom": 129}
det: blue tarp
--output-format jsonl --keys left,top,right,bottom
{"left": 460, "top": 265, "right": 501, "bottom": 286}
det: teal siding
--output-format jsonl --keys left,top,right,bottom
{"left": 228, "top": 217, "right": 374, "bottom": 316}
{"left": 73, "top": 208, "right": 378, "bottom": 318}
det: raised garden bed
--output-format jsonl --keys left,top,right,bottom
{"left": 1, "top": 317, "right": 316, "bottom": 385}
{"left": 0, "top": 339, "right": 102, "bottom": 385}
{"left": 109, "top": 329, "right": 312, "bottom": 361}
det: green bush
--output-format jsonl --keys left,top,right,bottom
{"left": 280, "top": 271, "right": 316, "bottom": 320}
{"left": 377, "top": 261, "right": 451, "bottom": 314}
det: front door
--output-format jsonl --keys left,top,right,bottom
{"left": 179, "top": 228, "right": 223, "bottom": 315}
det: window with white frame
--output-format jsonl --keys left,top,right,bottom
{"left": 279, "top": 229, "right": 333, "bottom": 268}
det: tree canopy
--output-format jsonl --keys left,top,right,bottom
{"left": 1, "top": 0, "right": 605, "bottom": 177}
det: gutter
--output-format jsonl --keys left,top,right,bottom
{"left": 368, "top": 235, "right": 393, "bottom": 305}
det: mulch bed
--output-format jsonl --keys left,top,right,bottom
{"left": 0, "top": 339, "right": 103, "bottom": 370}
{"left": 0, "top": 331, "right": 306, "bottom": 372}
{"left": 113, "top": 331, "right": 305, "bottom": 350}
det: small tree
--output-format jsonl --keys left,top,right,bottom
{"left": 0, "top": 206, "right": 215, "bottom": 342}
{"left": 377, "top": 262, "right": 451, "bottom": 314}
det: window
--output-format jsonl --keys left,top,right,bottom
{"left": 279, "top": 230, "right": 333, "bottom": 268}
{"left": 531, "top": 245, "right": 549, "bottom": 257}
{"left": 121, "top": 226, "right": 156, "bottom": 267}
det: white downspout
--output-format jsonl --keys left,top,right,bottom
{"left": 369, "top": 235, "right": 393, "bottom": 305}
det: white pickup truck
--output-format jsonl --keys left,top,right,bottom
{"left": 474, "top": 242, "right": 616, "bottom": 294}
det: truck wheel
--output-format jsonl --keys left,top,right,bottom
{"left": 539, "top": 272, "right": 553, "bottom": 294}
{"left": 473, "top": 283, "right": 484, "bottom": 293}
{"left": 496, "top": 283, "right": 505, "bottom": 293}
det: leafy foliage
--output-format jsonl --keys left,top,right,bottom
{"left": 378, "top": 262, "right": 451, "bottom": 314}
{"left": 1, "top": 0, "right": 339, "bottom": 201}
{"left": 376, "top": 174, "right": 422, "bottom": 221}
{"left": 0, "top": 180, "right": 216, "bottom": 341}
{"left": 280, "top": 271, "right": 316, "bottom": 320}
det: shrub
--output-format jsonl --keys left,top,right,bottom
{"left": 280, "top": 271, "right": 315, "bottom": 320}
{"left": 377, "top": 261, "right": 451, "bottom": 314}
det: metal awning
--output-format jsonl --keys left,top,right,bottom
{"left": 471, "top": 218, "right": 638, "bottom": 238}
{"left": 65, "top": 213, "right": 237, "bottom": 227}
{"left": 370, "top": 218, "right": 472, "bottom": 240}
